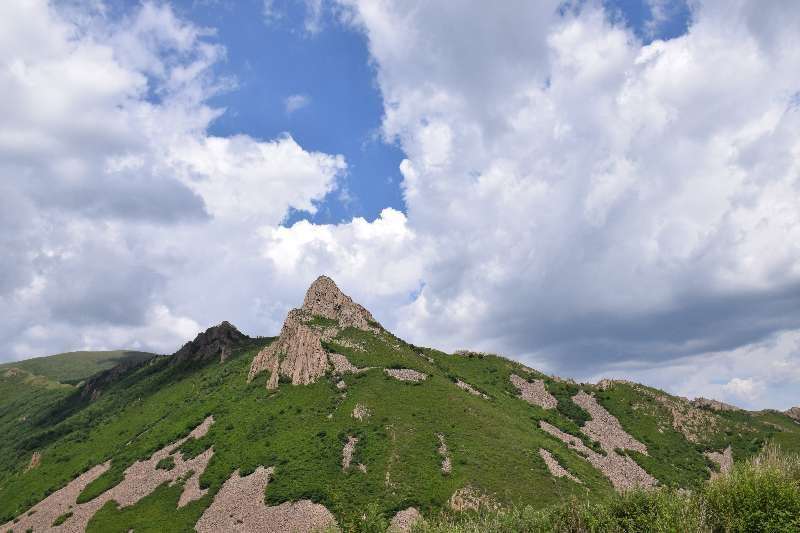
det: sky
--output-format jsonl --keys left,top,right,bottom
{"left": 1, "top": 0, "right": 799, "bottom": 411}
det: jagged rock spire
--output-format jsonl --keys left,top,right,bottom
{"left": 301, "top": 275, "right": 380, "bottom": 330}
{"left": 248, "top": 276, "right": 379, "bottom": 389}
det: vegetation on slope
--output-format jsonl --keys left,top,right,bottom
{"left": 0, "top": 350, "right": 156, "bottom": 385}
{"left": 416, "top": 444, "right": 800, "bottom": 532}
{"left": 0, "top": 315, "right": 798, "bottom": 531}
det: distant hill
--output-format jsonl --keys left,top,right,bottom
{"left": 0, "top": 277, "right": 797, "bottom": 532}
{"left": 0, "top": 350, "right": 157, "bottom": 385}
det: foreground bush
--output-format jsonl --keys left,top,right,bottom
{"left": 416, "top": 445, "right": 800, "bottom": 532}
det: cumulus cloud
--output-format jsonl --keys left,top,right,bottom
{"left": 333, "top": 0, "right": 800, "bottom": 408}
{"left": 0, "top": 0, "right": 344, "bottom": 359}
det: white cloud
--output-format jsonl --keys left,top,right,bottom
{"left": 0, "top": 0, "right": 345, "bottom": 358}
{"left": 333, "top": 0, "right": 800, "bottom": 408}
{"left": 284, "top": 93, "right": 311, "bottom": 114}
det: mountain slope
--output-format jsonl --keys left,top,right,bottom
{"left": 0, "top": 277, "right": 798, "bottom": 532}
{"left": 0, "top": 350, "right": 156, "bottom": 385}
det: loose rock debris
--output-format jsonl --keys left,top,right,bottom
{"left": 1, "top": 416, "right": 215, "bottom": 533}
{"left": 384, "top": 368, "right": 427, "bottom": 382}
{"left": 510, "top": 374, "right": 557, "bottom": 409}
{"left": 456, "top": 379, "right": 489, "bottom": 399}
{"left": 389, "top": 507, "right": 423, "bottom": 531}
{"left": 195, "top": 466, "right": 337, "bottom": 532}
{"left": 539, "top": 448, "right": 580, "bottom": 483}
{"left": 437, "top": 433, "right": 452, "bottom": 474}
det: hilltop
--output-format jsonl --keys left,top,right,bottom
{"left": 0, "top": 350, "right": 156, "bottom": 385}
{"left": 0, "top": 276, "right": 798, "bottom": 532}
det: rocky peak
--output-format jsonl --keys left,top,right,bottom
{"left": 174, "top": 321, "right": 249, "bottom": 364}
{"left": 301, "top": 275, "right": 380, "bottom": 330}
{"left": 248, "top": 276, "right": 378, "bottom": 389}
{"left": 786, "top": 406, "right": 800, "bottom": 423}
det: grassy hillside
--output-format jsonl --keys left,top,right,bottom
{"left": 418, "top": 444, "right": 800, "bottom": 532}
{"left": 0, "top": 315, "right": 797, "bottom": 531}
{"left": 0, "top": 350, "right": 156, "bottom": 385}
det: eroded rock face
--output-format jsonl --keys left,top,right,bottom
{"left": 248, "top": 276, "right": 378, "bottom": 389}
{"left": 174, "top": 321, "right": 249, "bottom": 364}
{"left": 785, "top": 406, "right": 800, "bottom": 422}
{"left": 302, "top": 275, "right": 380, "bottom": 330}
{"left": 195, "top": 466, "right": 337, "bottom": 533}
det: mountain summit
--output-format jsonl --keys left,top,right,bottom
{"left": 1, "top": 275, "right": 799, "bottom": 532}
{"left": 248, "top": 276, "right": 379, "bottom": 389}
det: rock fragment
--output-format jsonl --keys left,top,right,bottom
{"left": 509, "top": 374, "right": 557, "bottom": 409}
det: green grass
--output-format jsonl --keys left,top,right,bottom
{"left": 0, "top": 324, "right": 797, "bottom": 530}
{"left": 51, "top": 511, "right": 73, "bottom": 526}
{"left": 416, "top": 444, "right": 800, "bottom": 533}
{"left": 0, "top": 350, "right": 156, "bottom": 385}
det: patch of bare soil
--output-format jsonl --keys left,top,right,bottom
{"left": 437, "top": 434, "right": 452, "bottom": 474}
{"left": 705, "top": 446, "right": 733, "bottom": 479}
{"left": 195, "top": 466, "right": 337, "bottom": 532}
{"left": 384, "top": 368, "right": 427, "bottom": 382}
{"left": 389, "top": 507, "right": 423, "bottom": 531}
{"left": 352, "top": 403, "right": 370, "bottom": 421}
{"left": 538, "top": 448, "right": 580, "bottom": 483}
{"left": 455, "top": 380, "right": 489, "bottom": 399}
{"left": 509, "top": 374, "right": 557, "bottom": 409}
{"left": 448, "top": 486, "right": 499, "bottom": 512}
{"left": 1, "top": 417, "right": 215, "bottom": 532}
{"left": 539, "top": 420, "right": 656, "bottom": 491}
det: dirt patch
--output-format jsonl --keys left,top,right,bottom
{"left": 384, "top": 368, "right": 427, "bottom": 382}
{"left": 1, "top": 416, "right": 215, "bottom": 532}
{"left": 195, "top": 466, "right": 337, "bottom": 532}
{"left": 510, "top": 374, "right": 557, "bottom": 409}
{"left": 389, "top": 507, "right": 423, "bottom": 531}
{"left": 437, "top": 434, "right": 452, "bottom": 474}
{"left": 448, "top": 486, "right": 498, "bottom": 512}
{"left": 352, "top": 403, "right": 371, "bottom": 421}
{"left": 538, "top": 448, "right": 580, "bottom": 483}
{"left": 455, "top": 380, "right": 489, "bottom": 399}
{"left": 705, "top": 446, "right": 733, "bottom": 479}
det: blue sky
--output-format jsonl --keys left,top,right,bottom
{"left": 2, "top": 0, "right": 799, "bottom": 410}
{"left": 104, "top": 0, "right": 691, "bottom": 227}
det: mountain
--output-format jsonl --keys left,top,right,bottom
{"left": 0, "top": 350, "right": 156, "bottom": 385}
{"left": 0, "top": 276, "right": 798, "bottom": 532}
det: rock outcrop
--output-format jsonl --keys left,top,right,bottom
{"left": 248, "top": 276, "right": 379, "bottom": 389}
{"left": 691, "top": 397, "right": 741, "bottom": 412}
{"left": 389, "top": 507, "right": 423, "bottom": 531}
{"left": 785, "top": 406, "right": 800, "bottom": 422}
{"left": 174, "top": 321, "right": 249, "bottom": 364}
{"left": 705, "top": 446, "right": 733, "bottom": 479}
